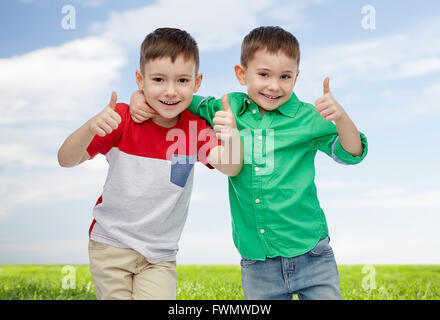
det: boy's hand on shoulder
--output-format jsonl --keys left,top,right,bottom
{"left": 89, "top": 91, "right": 122, "bottom": 137}
{"left": 314, "top": 77, "right": 346, "bottom": 122}
{"left": 129, "top": 90, "right": 159, "bottom": 123}
{"left": 213, "top": 95, "right": 238, "bottom": 141}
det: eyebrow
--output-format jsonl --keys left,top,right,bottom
{"left": 149, "top": 73, "right": 193, "bottom": 78}
{"left": 256, "top": 68, "right": 293, "bottom": 74}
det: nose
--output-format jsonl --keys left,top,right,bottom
{"left": 165, "top": 84, "right": 177, "bottom": 97}
{"left": 267, "top": 79, "right": 280, "bottom": 91}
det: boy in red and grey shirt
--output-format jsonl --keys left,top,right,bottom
{"left": 57, "top": 28, "right": 242, "bottom": 300}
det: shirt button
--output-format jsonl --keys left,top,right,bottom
{"left": 254, "top": 167, "right": 259, "bottom": 172}
{"left": 252, "top": 109, "right": 257, "bottom": 114}
{"left": 255, "top": 198, "right": 260, "bottom": 204}
{"left": 258, "top": 135, "right": 263, "bottom": 140}
{"left": 260, "top": 229, "right": 265, "bottom": 234}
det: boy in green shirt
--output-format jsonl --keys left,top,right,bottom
{"left": 129, "top": 26, "right": 368, "bottom": 300}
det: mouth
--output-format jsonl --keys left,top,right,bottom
{"left": 159, "top": 99, "right": 181, "bottom": 106}
{"left": 260, "top": 93, "right": 282, "bottom": 101}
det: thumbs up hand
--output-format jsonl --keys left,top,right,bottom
{"left": 314, "top": 77, "right": 345, "bottom": 122}
{"left": 89, "top": 91, "right": 122, "bottom": 137}
{"left": 212, "top": 94, "right": 238, "bottom": 141}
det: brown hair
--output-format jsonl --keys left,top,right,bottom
{"left": 140, "top": 28, "right": 199, "bottom": 75}
{"left": 240, "top": 26, "right": 300, "bottom": 68}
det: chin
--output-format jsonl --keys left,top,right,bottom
{"left": 157, "top": 111, "right": 178, "bottom": 119}
{"left": 158, "top": 108, "right": 185, "bottom": 119}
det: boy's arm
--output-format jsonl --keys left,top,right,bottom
{"left": 186, "top": 95, "right": 222, "bottom": 128}
{"left": 207, "top": 95, "right": 243, "bottom": 176}
{"left": 333, "top": 112, "right": 364, "bottom": 156}
{"left": 129, "top": 90, "right": 159, "bottom": 123}
{"left": 129, "top": 90, "right": 222, "bottom": 127}
{"left": 57, "top": 92, "right": 121, "bottom": 167}
{"left": 313, "top": 78, "right": 368, "bottom": 164}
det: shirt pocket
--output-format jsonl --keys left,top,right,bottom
{"left": 170, "top": 154, "right": 196, "bottom": 188}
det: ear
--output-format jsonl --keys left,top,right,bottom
{"left": 135, "top": 70, "right": 144, "bottom": 91}
{"left": 193, "top": 73, "right": 203, "bottom": 93}
{"left": 292, "top": 69, "right": 300, "bottom": 88}
{"left": 234, "top": 64, "right": 247, "bottom": 86}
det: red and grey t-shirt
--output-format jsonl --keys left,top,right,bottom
{"left": 87, "top": 103, "right": 219, "bottom": 263}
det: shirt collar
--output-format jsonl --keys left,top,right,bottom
{"left": 240, "top": 91, "right": 301, "bottom": 118}
{"left": 274, "top": 91, "right": 301, "bottom": 118}
{"left": 239, "top": 98, "right": 252, "bottom": 116}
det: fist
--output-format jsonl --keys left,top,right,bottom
{"left": 314, "top": 77, "right": 345, "bottom": 122}
{"left": 213, "top": 95, "right": 237, "bottom": 141}
{"left": 89, "top": 91, "right": 122, "bottom": 137}
{"left": 129, "top": 90, "right": 159, "bottom": 123}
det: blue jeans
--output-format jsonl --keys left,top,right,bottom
{"left": 240, "top": 236, "right": 342, "bottom": 300}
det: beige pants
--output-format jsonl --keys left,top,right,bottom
{"left": 88, "top": 239, "right": 177, "bottom": 300}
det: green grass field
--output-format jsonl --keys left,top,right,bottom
{"left": 0, "top": 265, "right": 439, "bottom": 300}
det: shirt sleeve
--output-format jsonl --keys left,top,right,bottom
{"left": 86, "top": 103, "right": 127, "bottom": 159}
{"left": 311, "top": 107, "right": 368, "bottom": 165}
{"left": 187, "top": 95, "right": 223, "bottom": 128}
{"left": 196, "top": 119, "right": 222, "bottom": 169}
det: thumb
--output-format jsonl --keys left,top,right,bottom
{"left": 221, "top": 94, "right": 231, "bottom": 112}
{"left": 323, "top": 77, "right": 330, "bottom": 95}
{"left": 109, "top": 91, "right": 117, "bottom": 110}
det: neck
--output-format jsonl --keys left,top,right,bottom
{"left": 152, "top": 115, "right": 179, "bottom": 128}
{"left": 258, "top": 106, "right": 266, "bottom": 117}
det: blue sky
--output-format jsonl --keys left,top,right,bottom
{"left": 1, "top": 0, "right": 439, "bottom": 265}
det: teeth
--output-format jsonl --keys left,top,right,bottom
{"left": 262, "top": 94, "right": 280, "bottom": 99}
{"left": 160, "top": 100, "right": 180, "bottom": 105}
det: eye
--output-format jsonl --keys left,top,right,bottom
{"left": 281, "top": 74, "right": 292, "bottom": 80}
{"left": 178, "top": 78, "right": 190, "bottom": 83}
{"left": 258, "top": 72, "right": 268, "bottom": 78}
{"left": 152, "top": 77, "right": 164, "bottom": 82}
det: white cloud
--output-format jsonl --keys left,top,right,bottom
{"left": 325, "top": 187, "right": 440, "bottom": 209}
{"left": 0, "top": 37, "right": 126, "bottom": 124}
{"left": 72, "top": 0, "right": 107, "bottom": 8}
{"left": 397, "top": 58, "right": 440, "bottom": 78}
{"left": 0, "top": 124, "right": 84, "bottom": 170}
{"left": 422, "top": 82, "right": 440, "bottom": 95}
{"left": 90, "top": 0, "right": 320, "bottom": 52}
{"left": 295, "top": 20, "right": 440, "bottom": 128}
{"left": 316, "top": 179, "right": 376, "bottom": 190}
{"left": 90, "top": 0, "right": 268, "bottom": 51}
{"left": 299, "top": 33, "right": 438, "bottom": 98}
{"left": 0, "top": 157, "right": 108, "bottom": 219}
{"left": 265, "top": 0, "right": 327, "bottom": 30}
{"left": 0, "top": 143, "right": 56, "bottom": 169}
{"left": 19, "top": 0, "right": 106, "bottom": 7}
{"left": 312, "top": 30, "right": 440, "bottom": 83}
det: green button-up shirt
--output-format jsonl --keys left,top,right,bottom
{"left": 188, "top": 91, "right": 368, "bottom": 260}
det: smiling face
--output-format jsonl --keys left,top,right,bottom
{"left": 235, "top": 49, "right": 299, "bottom": 113}
{"left": 136, "top": 54, "right": 202, "bottom": 122}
